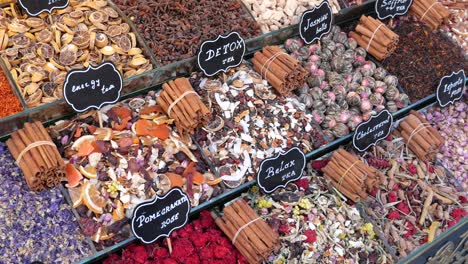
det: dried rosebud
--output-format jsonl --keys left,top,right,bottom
{"left": 284, "top": 38, "right": 304, "bottom": 53}
{"left": 397, "top": 202, "right": 411, "bottom": 215}
{"left": 346, "top": 92, "right": 361, "bottom": 106}
{"left": 388, "top": 191, "right": 398, "bottom": 203}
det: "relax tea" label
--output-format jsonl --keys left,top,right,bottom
{"left": 63, "top": 62, "right": 123, "bottom": 113}
{"left": 257, "top": 147, "right": 306, "bottom": 193}
{"left": 198, "top": 32, "right": 245, "bottom": 76}
{"left": 353, "top": 110, "right": 394, "bottom": 152}
{"left": 132, "top": 188, "right": 191, "bottom": 244}
{"left": 18, "top": 0, "right": 69, "bottom": 16}
{"left": 375, "top": 0, "right": 413, "bottom": 20}
{"left": 299, "top": 2, "right": 333, "bottom": 44}
{"left": 437, "top": 70, "right": 466, "bottom": 107}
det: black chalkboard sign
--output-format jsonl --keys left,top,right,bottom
{"left": 198, "top": 32, "right": 245, "bottom": 77}
{"left": 375, "top": 0, "right": 413, "bottom": 20}
{"left": 132, "top": 188, "right": 191, "bottom": 244}
{"left": 436, "top": 70, "right": 466, "bottom": 107}
{"left": 63, "top": 62, "right": 123, "bottom": 113}
{"left": 257, "top": 147, "right": 306, "bottom": 194}
{"left": 299, "top": 1, "right": 333, "bottom": 44}
{"left": 18, "top": 0, "right": 69, "bottom": 16}
{"left": 353, "top": 110, "right": 393, "bottom": 152}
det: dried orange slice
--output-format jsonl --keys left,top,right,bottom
{"left": 140, "top": 105, "right": 163, "bottom": 115}
{"left": 135, "top": 119, "right": 170, "bottom": 140}
{"left": 183, "top": 162, "right": 205, "bottom": 185}
{"left": 79, "top": 165, "right": 97, "bottom": 179}
{"left": 65, "top": 163, "right": 83, "bottom": 188}
{"left": 68, "top": 185, "right": 83, "bottom": 208}
{"left": 94, "top": 127, "right": 113, "bottom": 141}
{"left": 82, "top": 181, "right": 106, "bottom": 214}
{"left": 165, "top": 173, "right": 184, "bottom": 188}
{"left": 77, "top": 140, "right": 95, "bottom": 157}
{"left": 71, "top": 135, "right": 95, "bottom": 150}
{"left": 112, "top": 201, "right": 125, "bottom": 221}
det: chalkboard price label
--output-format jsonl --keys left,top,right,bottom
{"left": 299, "top": 1, "right": 333, "bottom": 44}
{"left": 63, "top": 62, "right": 123, "bottom": 113}
{"left": 353, "top": 110, "right": 393, "bottom": 152}
{"left": 437, "top": 70, "right": 466, "bottom": 107}
{"left": 18, "top": 0, "right": 69, "bottom": 16}
{"left": 198, "top": 32, "right": 245, "bottom": 77}
{"left": 257, "top": 147, "right": 306, "bottom": 194}
{"left": 132, "top": 188, "right": 191, "bottom": 244}
{"left": 375, "top": 0, "right": 413, "bottom": 20}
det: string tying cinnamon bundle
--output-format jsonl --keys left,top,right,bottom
{"left": 157, "top": 77, "right": 211, "bottom": 137}
{"left": 322, "top": 149, "right": 382, "bottom": 202}
{"left": 6, "top": 121, "right": 65, "bottom": 191}
{"left": 397, "top": 110, "right": 444, "bottom": 161}
{"left": 213, "top": 199, "right": 280, "bottom": 264}
{"left": 410, "top": 0, "right": 451, "bottom": 29}
{"left": 349, "top": 15, "right": 399, "bottom": 61}
{"left": 252, "top": 45, "right": 308, "bottom": 95}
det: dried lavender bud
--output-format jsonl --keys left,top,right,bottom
{"left": 346, "top": 92, "right": 361, "bottom": 106}
{"left": 332, "top": 122, "right": 350, "bottom": 138}
{"left": 384, "top": 75, "right": 398, "bottom": 87}
{"left": 355, "top": 47, "right": 367, "bottom": 57}
{"left": 323, "top": 115, "right": 337, "bottom": 129}
{"left": 333, "top": 31, "right": 348, "bottom": 44}
{"left": 385, "top": 86, "right": 400, "bottom": 101}
{"left": 312, "top": 100, "right": 327, "bottom": 112}
{"left": 299, "top": 93, "right": 314, "bottom": 108}
{"left": 284, "top": 38, "right": 304, "bottom": 53}
{"left": 312, "top": 110, "right": 325, "bottom": 124}
{"left": 328, "top": 72, "right": 345, "bottom": 88}
{"left": 346, "top": 37, "right": 358, "bottom": 50}
{"left": 374, "top": 67, "right": 387, "bottom": 80}
{"left": 369, "top": 93, "right": 384, "bottom": 106}
{"left": 310, "top": 87, "right": 323, "bottom": 100}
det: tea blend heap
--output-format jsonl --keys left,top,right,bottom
{"left": 350, "top": 15, "right": 399, "bottom": 61}
{"left": 285, "top": 25, "right": 410, "bottom": 140}
{"left": 382, "top": 20, "right": 467, "bottom": 101}
{"left": 241, "top": 0, "right": 341, "bottom": 33}
{"left": 410, "top": 0, "right": 451, "bottom": 29}
{"left": 0, "top": 1, "right": 153, "bottom": 107}
{"left": 115, "top": 0, "right": 261, "bottom": 66}
{"left": 439, "top": 0, "right": 468, "bottom": 52}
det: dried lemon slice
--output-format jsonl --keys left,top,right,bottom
{"left": 100, "top": 45, "right": 115, "bottom": 56}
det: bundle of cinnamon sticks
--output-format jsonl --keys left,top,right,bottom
{"left": 322, "top": 149, "right": 382, "bottom": 202}
{"left": 157, "top": 77, "right": 211, "bottom": 137}
{"left": 213, "top": 199, "right": 279, "bottom": 264}
{"left": 6, "top": 121, "right": 65, "bottom": 191}
{"left": 350, "top": 16, "right": 399, "bottom": 61}
{"left": 397, "top": 110, "right": 444, "bottom": 161}
{"left": 410, "top": 0, "right": 451, "bottom": 29}
{"left": 252, "top": 46, "right": 308, "bottom": 95}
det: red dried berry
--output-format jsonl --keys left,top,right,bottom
{"left": 407, "top": 164, "right": 417, "bottom": 175}
{"left": 397, "top": 202, "right": 411, "bottom": 215}
{"left": 459, "top": 196, "right": 467, "bottom": 204}
{"left": 388, "top": 191, "right": 398, "bottom": 203}
{"left": 311, "top": 159, "right": 330, "bottom": 171}
{"left": 450, "top": 208, "right": 467, "bottom": 222}
{"left": 387, "top": 210, "right": 400, "bottom": 220}
{"left": 304, "top": 229, "right": 317, "bottom": 244}
{"left": 367, "top": 157, "right": 391, "bottom": 168}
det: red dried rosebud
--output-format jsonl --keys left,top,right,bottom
{"left": 388, "top": 191, "right": 398, "bottom": 203}
{"left": 304, "top": 229, "right": 317, "bottom": 244}
{"left": 450, "top": 208, "right": 467, "bottom": 221}
{"left": 278, "top": 224, "right": 290, "bottom": 235}
{"left": 387, "top": 210, "right": 400, "bottom": 220}
{"left": 311, "top": 160, "right": 329, "bottom": 171}
{"left": 397, "top": 202, "right": 411, "bottom": 215}
{"left": 426, "top": 162, "right": 435, "bottom": 173}
{"left": 419, "top": 237, "right": 428, "bottom": 244}
{"left": 459, "top": 196, "right": 467, "bottom": 204}
{"left": 447, "top": 220, "right": 457, "bottom": 228}
{"left": 213, "top": 245, "right": 231, "bottom": 259}
{"left": 370, "top": 188, "right": 378, "bottom": 197}
{"left": 295, "top": 178, "right": 309, "bottom": 190}
{"left": 392, "top": 184, "right": 399, "bottom": 191}
{"left": 403, "top": 221, "right": 416, "bottom": 238}
{"left": 367, "top": 157, "right": 391, "bottom": 168}
{"left": 184, "top": 254, "right": 201, "bottom": 264}
{"left": 385, "top": 135, "right": 393, "bottom": 141}
{"left": 199, "top": 246, "right": 214, "bottom": 260}
{"left": 407, "top": 164, "right": 417, "bottom": 175}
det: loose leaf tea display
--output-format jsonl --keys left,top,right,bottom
{"left": 257, "top": 147, "right": 306, "bottom": 194}
{"left": 299, "top": 1, "right": 333, "bottom": 44}
{"left": 284, "top": 25, "right": 410, "bottom": 141}
{"left": 132, "top": 188, "right": 191, "bottom": 244}
{"left": 397, "top": 110, "right": 444, "bottom": 161}
{"left": 382, "top": 20, "right": 467, "bottom": 101}
{"left": 252, "top": 46, "right": 309, "bottom": 95}
{"left": 349, "top": 15, "right": 399, "bottom": 61}
{"left": 113, "top": 0, "right": 261, "bottom": 66}
{"left": 410, "top": 0, "right": 451, "bottom": 29}
{"left": 375, "top": 0, "right": 413, "bottom": 19}
{"left": 436, "top": 69, "right": 466, "bottom": 107}
{"left": 359, "top": 134, "right": 467, "bottom": 258}
{"left": 439, "top": 0, "right": 467, "bottom": 52}
{"left": 63, "top": 62, "right": 123, "bottom": 113}
{"left": 198, "top": 32, "right": 246, "bottom": 77}
{"left": 18, "top": 0, "right": 69, "bottom": 16}
{"left": 353, "top": 109, "right": 394, "bottom": 152}
{"left": 0, "top": 1, "right": 154, "bottom": 108}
